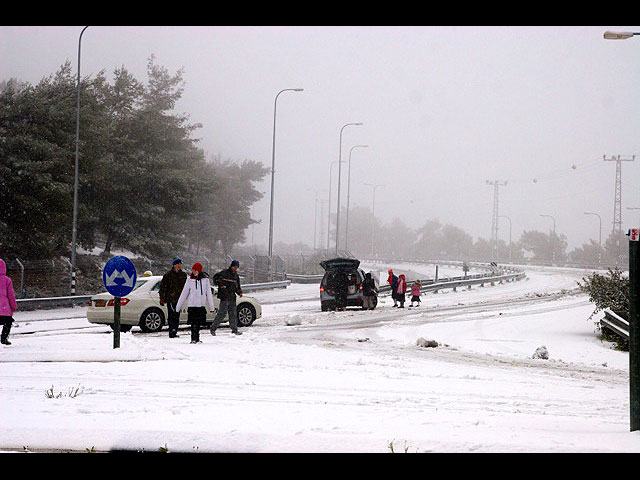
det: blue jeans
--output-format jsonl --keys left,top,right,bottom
{"left": 211, "top": 300, "right": 238, "bottom": 332}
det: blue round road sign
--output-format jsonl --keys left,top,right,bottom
{"left": 102, "top": 256, "right": 137, "bottom": 297}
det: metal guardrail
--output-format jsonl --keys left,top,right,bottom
{"left": 601, "top": 309, "right": 629, "bottom": 339}
{"left": 286, "top": 274, "right": 324, "bottom": 284}
{"left": 242, "top": 280, "right": 291, "bottom": 291}
{"left": 16, "top": 295, "right": 92, "bottom": 310}
{"left": 287, "top": 262, "right": 525, "bottom": 293}
{"left": 378, "top": 269, "right": 526, "bottom": 294}
{"left": 15, "top": 280, "right": 292, "bottom": 309}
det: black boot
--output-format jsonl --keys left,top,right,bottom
{"left": 190, "top": 323, "right": 201, "bottom": 344}
{"left": 1, "top": 321, "right": 12, "bottom": 345}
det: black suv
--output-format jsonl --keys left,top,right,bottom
{"left": 319, "top": 258, "right": 377, "bottom": 311}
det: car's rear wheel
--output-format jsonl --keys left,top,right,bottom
{"left": 237, "top": 303, "right": 256, "bottom": 327}
{"left": 139, "top": 308, "right": 165, "bottom": 333}
{"left": 321, "top": 301, "right": 335, "bottom": 312}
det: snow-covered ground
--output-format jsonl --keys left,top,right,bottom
{"left": 1, "top": 263, "right": 638, "bottom": 453}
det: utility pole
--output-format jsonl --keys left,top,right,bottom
{"left": 604, "top": 155, "right": 635, "bottom": 266}
{"left": 486, "top": 180, "right": 507, "bottom": 263}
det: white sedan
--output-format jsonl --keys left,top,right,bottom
{"left": 87, "top": 275, "right": 262, "bottom": 333}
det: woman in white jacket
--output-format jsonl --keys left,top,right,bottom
{"left": 176, "top": 262, "right": 215, "bottom": 343}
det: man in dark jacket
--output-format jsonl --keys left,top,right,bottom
{"left": 362, "top": 272, "right": 377, "bottom": 310}
{"left": 159, "top": 258, "right": 187, "bottom": 338}
{"left": 210, "top": 260, "right": 243, "bottom": 336}
{"left": 334, "top": 270, "right": 349, "bottom": 311}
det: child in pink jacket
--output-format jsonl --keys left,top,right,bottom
{"left": 0, "top": 259, "right": 18, "bottom": 345}
{"left": 410, "top": 279, "right": 421, "bottom": 307}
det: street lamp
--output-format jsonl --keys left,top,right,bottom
{"left": 327, "top": 160, "right": 344, "bottom": 253}
{"left": 71, "top": 25, "right": 89, "bottom": 296}
{"left": 584, "top": 212, "right": 602, "bottom": 267}
{"left": 364, "top": 183, "right": 383, "bottom": 257}
{"left": 335, "top": 122, "right": 363, "bottom": 256}
{"left": 498, "top": 215, "right": 512, "bottom": 264}
{"left": 267, "top": 88, "right": 304, "bottom": 264}
{"left": 345, "top": 145, "right": 368, "bottom": 251}
{"left": 539, "top": 214, "right": 556, "bottom": 265}
{"left": 604, "top": 31, "right": 640, "bottom": 40}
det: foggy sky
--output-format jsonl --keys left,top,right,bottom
{"left": 2, "top": 26, "right": 640, "bottom": 251}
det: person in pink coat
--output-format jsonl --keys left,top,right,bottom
{"left": 0, "top": 259, "right": 18, "bottom": 345}
{"left": 410, "top": 279, "right": 421, "bottom": 307}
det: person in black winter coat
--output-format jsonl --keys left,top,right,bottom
{"left": 387, "top": 269, "right": 399, "bottom": 307}
{"left": 210, "top": 260, "right": 243, "bottom": 335}
{"left": 159, "top": 257, "right": 187, "bottom": 338}
{"left": 334, "top": 270, "right": 349, "bottom": 311}
{"left": 362, "top": 272, "right": 377, "bottom": 310}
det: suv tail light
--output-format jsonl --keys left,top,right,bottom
{"left": 107, "top": 298, "right": 130, "bottom": 306}
{"left": 320, "top": 286, "right": 325, "bottom": 293}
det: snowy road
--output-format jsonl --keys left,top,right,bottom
{"left": 1, "top": 263, "right": 639, "bottom": 453}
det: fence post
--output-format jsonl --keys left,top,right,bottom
{"left": 15, "top": 258, "right": 25, "bottom": 298}
{"left": 61, "top": 257, "right": 73, "bottom": 302}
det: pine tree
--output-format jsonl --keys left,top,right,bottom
{"left": 0, "top": 68, "right": 77, "bottom": 258}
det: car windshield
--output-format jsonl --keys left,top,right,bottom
{"left": 132, "top": 279, "right": 148, "bottom": 291}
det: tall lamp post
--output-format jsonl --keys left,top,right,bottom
{"left": 605, "top": 26, "right": 640, "bottom": 432}
{"left": 327, "top": 160, "right": 344, "bottom": 253}
{"left": 345, "top": 145, "right": 368, "bottom": 251}
{"left": 584, "top": 212, "right": 602, "bottom": 267}
{"left": 267, "top": 88, "right": 303, "bottom": 264}
{"left": 71, "top": 25, "right": 89, "bottom": 296}
{"left": 539, "top": 214, "right": 556, "bottom": 265}
{"left": 498, "top": 215, "right": 512, "bottom": 264}
{"left": 335, "top": 122, "right": 362, "bottom": 255}
{"left": 364, "top": 183, "right": 384, "bottom": 257}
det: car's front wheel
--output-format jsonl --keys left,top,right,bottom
{"left": 237, "top": 303, "right": 256, "bottom": 327}
{"left": 139, "top": 308, "right": 165, "bottom": 333}
{"left": 110, "top": 324, "right": 132, "bottom": 333}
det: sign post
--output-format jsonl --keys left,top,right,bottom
{"left": 102, "top": 256, "right": 137, "bottom": 349}
{"left": 629, "top": 228, "right": 640, "bottom": 430}
{"left": 113, "top": 296, "right": 121, "bottom": 349}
